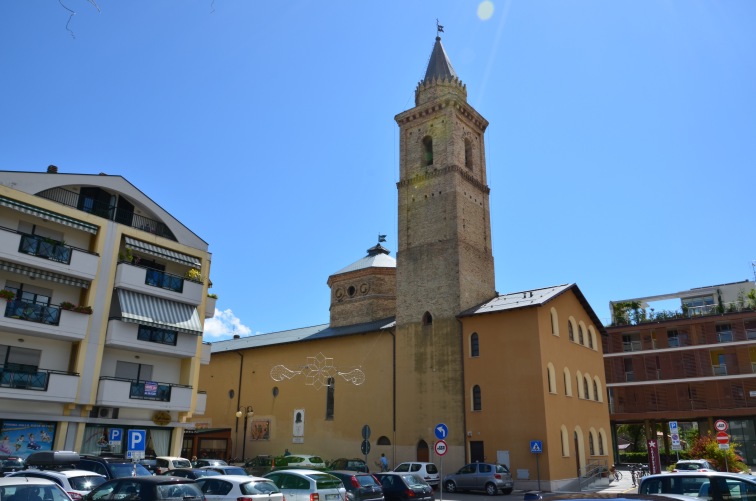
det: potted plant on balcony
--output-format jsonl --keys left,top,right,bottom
{"left": 185, "top": 268, "right": 203, "bottom": 283}
{"left": 206, "top": 293, "right": 217, "bottom": 313}
{"left": 59, "top": 302, "right": 93, "bottom": 315}
{"left": 0, "top": 289, "right": 15, "bottom": 301}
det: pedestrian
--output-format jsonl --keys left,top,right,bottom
{"left": 380, "top": 453, "right": 388, "bottom": 472}
{"left": 284, "top": 448, "right": 291, "bottom": 456}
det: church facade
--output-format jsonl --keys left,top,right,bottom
{"left": 197, "top": 36, "right": 611, "bottom": 491}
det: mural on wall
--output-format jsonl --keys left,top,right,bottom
{"left": 0, "top": 421, "right": 55, "bottom": 458}
{"left": 270, "top": 352, "right": 365, "bottom": 389}
{"left": 250, "top": 420, "right": 270, "bottom": 441}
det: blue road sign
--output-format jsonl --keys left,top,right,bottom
{"left": 435, "top": 423, "right": 448, "bottom": 440}
{"left": 109, "top": 428, "right": 123, "bottom": 443}
{"left": 530, "top": 440, "right": 543, "bottom": 454}
{"left": 127, "top": 430, "right": 146, "bottom": 459}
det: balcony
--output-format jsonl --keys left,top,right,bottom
{"left": 200, "top": 343, "right": 211, "bottom": 365}
{"left": 622, "top": 340, "right": 642, "bottom": 352}
{"left": 95, "top": 377, "right": 193, "bottom": 411}
{"left": 105, "top": 320, "right": 200, "bottom": 358}
{"left": 0, "top": 366, "right": 79, "bottom": 403}
{"left": 0, "top": 228, "right": 99, "bottom": 281}
{"left": 625, "top": 371, "right": 635, "bottom": 382}
{"left": 1, "top": 299, "right": 89, "bottom": 341}
{"left": 115, "top": 263, "right": 203, "bottom": 305}
{"left": 37, "top": 187, "right": 176, "bottom": 241}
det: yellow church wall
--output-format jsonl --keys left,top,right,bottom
{"left": 459, "top": 288, "right": 612, "bottom": 489}
{"left": 198, "top": 330, "right": 396, "bottom": 464}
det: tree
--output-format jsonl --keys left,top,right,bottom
{"left": 687, "top": 432, "right": 748, "bottom": 472}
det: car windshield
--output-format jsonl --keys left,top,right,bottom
{"left": 108, "top": 463, "right": 152, "bottom": 477}
{"left": 356, "top": 475, "right": 380, "bottom": 487}
{"left": 157, "top": 483, "right": 204, "bottom": 500}
{"left": 676, "top": 463, "right": 704, "bottom": 470}
{"left": 194, "top": 470, "right": 220, "bottom": 477}
{"left": 496, "top": 465, "right": 510, "bottom": 474}
{"left": 221, "top": 467, "right": 247, "bottom": 475}
{"left": 241, "top": 481, "right": 280, "bottom": 494}
{"left": 173, "top": 460, "right": 192, "bottom": 468}
{"left": 425, "top": 464, "right": 438, "bottom": 474}
{"left": 68, "top": 476, "right": 107, "bottom": 491}
{"left": 0, "top": 484, "right": 72, "bottom": 501}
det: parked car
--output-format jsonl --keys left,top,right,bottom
{"left": 7, "top": 469, "right": 106, "bottom": 500}
{"left": 265, "top": 468, "right": 346, "bottom": 501}
{"left": 200, "top": 465, "right": 248, "bottom": 475}
{"left": 443, "top": 462, "right": 514, "bottom": 495}
{"left": 0, "top": 476, "right": 72, "bottom": 501}
{"left": 273, "top": 455, "right": 327, "bottom": 470}
{"left": 328, "top": 470, "right": 384, "bottom": 501}
{"left": 83, "top": 475, "right": 204, "bottom": 501}
{"left": 329, "top": 459, "right": 369, "bottom": 473}
{"left": 392, "top": 463, "right": 439, "bottom": 488}
{"left": 155, "top": 456, "right": 192, "bottom": 475}
{"left": 671, "top": 460, "right": 716, "bottom": 472}
{"left": 162, "top": 468, "right": 221, "bottom": 479}
{"left": 245, "top": 456, "right": 274, "bottom": 476}
{"left": 138, "top": 458, "right": 158, "bottom": 474}
{"left": 373, "top": 472, "right": 433, "bottom": 501}
{"left": 197, "top": 474, "right": 285, "bottom": 501}
{"left": 192, "top": 459, "right": 227, "bottom": 468}
{"left": 0, "top": 456, "right": 26, "bottom": 476}
{"left": 639, "top": 471, "right": 756, "bottom": 499}
{"left": 77, "top": 455, "right": 153, "bottom": 480}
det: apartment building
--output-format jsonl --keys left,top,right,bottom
{"left": 604, "top": 279, "right": 756, "bottom": 463}
{"left": 0, "top": 166, "right": 213, "bottom": 458}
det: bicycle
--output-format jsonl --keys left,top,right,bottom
{"left": 609, "top": 465, "right": 622, "bottom": 481}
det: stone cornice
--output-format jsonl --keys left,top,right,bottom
{"left": 396, "top": 164, "right": 490, "bottom": 194}
{"left": 395, "top": 98, "right": 488, "bottom": 132}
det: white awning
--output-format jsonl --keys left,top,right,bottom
{"left": 0, "top": 259, "right": 90, "bottom": 289}
{"left": 0, "top": 196, "right": 99, "bottom": 234}
{"left": 124, "top": 237, "right": 201, "bottom": 268}
{"left": 116, "top": 289, "right": 203, "bottom": 335}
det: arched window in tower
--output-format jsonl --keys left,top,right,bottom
{"left": 589, "top": 431, "right": 595, "bottom": 456}
{"left": 472, "top": 385, "right": 482, "bottom": 411}
{"left": 422, "top": 311, "right": 433, "bottom": 326}
{"left": 423, "top": 136, "right": 433, "bottom": 166}
{"left": 470, "top": 333, "right": 479, "bottom": 357}
{"left": 568, "top": 321, "right": 575, "bottom": 341}
{"left": 578, "top": 324, "right": 585, "bottom": 345}
{"left": 464, "top": 137, "right": 473, "bottom": 169}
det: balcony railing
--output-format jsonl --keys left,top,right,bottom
{"left": 18, "top": 234, "right": 72, "bottom": 264}
{"left": 611, "top": 300, "right": 756, "bottom": 326}
{"left": 625, "top": 371, "right": 635, "bottom": 382}
{"left": 717, "top": 331, "right": 734, "bottom": 343}
{"left": 712, "top": 364, "right": 728, "bottom": 376}
{"left": 37, "top": 187, "right": 176, "bottom": 241}
{"left": 622, "top": 340, "right": 642, "bottom": 352}
{"left": 145, "top": 269, "right": 184, "bottom": 293}
{"left": 130, "top": 381, "right": 173, "bottom": 402}
{"left": 0, "top": 365, "right": 77, "bottom": 391}
{"left": 4, "top": 300, "right": 60, "bottom": 325}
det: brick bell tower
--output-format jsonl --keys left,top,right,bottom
{"left": 393, "top": 35, "right": 496, "bottom": 463}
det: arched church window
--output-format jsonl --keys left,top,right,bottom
{"left": 464, "top": 138, "right": 473, "bottom": 169}
{"left": 423, "top": 136, "right": 433, "bottom": 166}
{"left": 422, "top": 311, "right": 433, "bottom": 326}
{"left": 470, "top": 333, "right": 479, "bottom": 357}
{"left": 472, "top": 385, "right": 482, "bottom": 410}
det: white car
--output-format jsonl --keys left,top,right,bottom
{"left": 197, "top": 474, "right": 285, "bottom": 501}
{"left": 0, "top": 476, "right": 74, "bottom": 501}
{"left": 276, "top": 455, "right": 327, "bottom": 470}
{"left": 156, "top": 456, "right": 192, "bottom": 475}
{"left": 393, "top": 462, "right": 440, "bottom": 488}
{"left": 671, "top": 459, "right": 716, "bottom": 472}
{"left": 8, "top": 469, "right": 106, "bottom": 500}
{"left": 265, "top": 469, "right": 346, "bottom": 501}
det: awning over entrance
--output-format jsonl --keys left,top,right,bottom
{"left": 0, "top": 259, "right": 91, "bottom": 289}
{"left": 0, "top": 195, "right": 99, "bottom": 234}
{"left": 124, "top": 237, "right": 201, "bottom": 268}
{"left": 115, "top": 288, "right": 203, "bottom": 335}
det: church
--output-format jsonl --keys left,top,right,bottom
{"left": 196, "top": 35, "right": 611, "bottom": 491}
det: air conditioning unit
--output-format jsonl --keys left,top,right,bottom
{"left": 90, "top": 407, "right": 119, "bottom": 419}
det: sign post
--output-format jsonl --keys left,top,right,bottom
{"left": 669, "top": 421, "right": 681, "bottom": 461}
{"left": 361, "top": 425, "right": 371, "bottom": 467}
{"left": 126, "top": 430, "right": 146, "bottom": 461}
{"left": 530, "top": 441, "right": 542, "bottom": 491}
{"left": 716, "top": 431, "right": 730, "bottom": 472}
{"left": 435, "top": 424, "right": 448, "bottom": 501}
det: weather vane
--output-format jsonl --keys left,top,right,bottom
{"left": 436, "top": 19, "right": 444, "bottom": 36}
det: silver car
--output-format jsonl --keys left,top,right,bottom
{"left": 444, "top": 463, "right": 514, "bottom": 495}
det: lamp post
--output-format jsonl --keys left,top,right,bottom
{"left": 235, "top": 406, "right": 254, "bottom": 461}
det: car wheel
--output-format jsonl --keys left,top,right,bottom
{"left": 485, "top": 483, "right": 498, "bottom": 496}
{"left": 502, "top": 488, "right": 513, "bottom": 495}
{"left": 444, "top": 481, "right": 457, "bottom": 493}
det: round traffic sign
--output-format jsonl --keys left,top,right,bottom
{"left": 361, "top": 439, "right": 371, "bottom": 455}
{"left": 435, "top": 423, "right": 448, "bottom": 440}
{"left": 362, "top": 424, "right": 371, "bottom": 440}
{"left": 434, "top": 440, "right": 448, "bottom": 456}
{"left": 716, "top": 431, "right": 730, "bottom": 445}
{"left": 715, "top": 420, "right": 729, "bottom": 432}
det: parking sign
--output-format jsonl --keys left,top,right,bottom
{"left": 127, "top": 430, "right": 146, "bottom": 460}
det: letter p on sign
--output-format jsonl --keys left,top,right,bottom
{"left": 128, "top": 430, "right": 146, "bottom": 452}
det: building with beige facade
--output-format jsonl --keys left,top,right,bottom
{"left": 197, "top": 36, "right": 611, "bottom": 491}
{"left": 0, "top": 167, "right": 213, "bottom": 458}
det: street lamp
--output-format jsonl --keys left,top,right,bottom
{"left": 235, "top": 406, "right": 254, "bottom": 461}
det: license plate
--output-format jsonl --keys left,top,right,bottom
{"left": 326, "top": 495, "right": 340, "bottom": 501}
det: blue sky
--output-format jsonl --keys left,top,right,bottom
{"left": 2, "top": 1, "right": 755, "bottom": 340}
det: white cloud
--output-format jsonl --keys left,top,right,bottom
{"left": 203, "top": 308, "right": 253, "bottom": 340}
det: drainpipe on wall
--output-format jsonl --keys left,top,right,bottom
{"left": 235, "top": 351, "right": 244, "bottom": 458}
